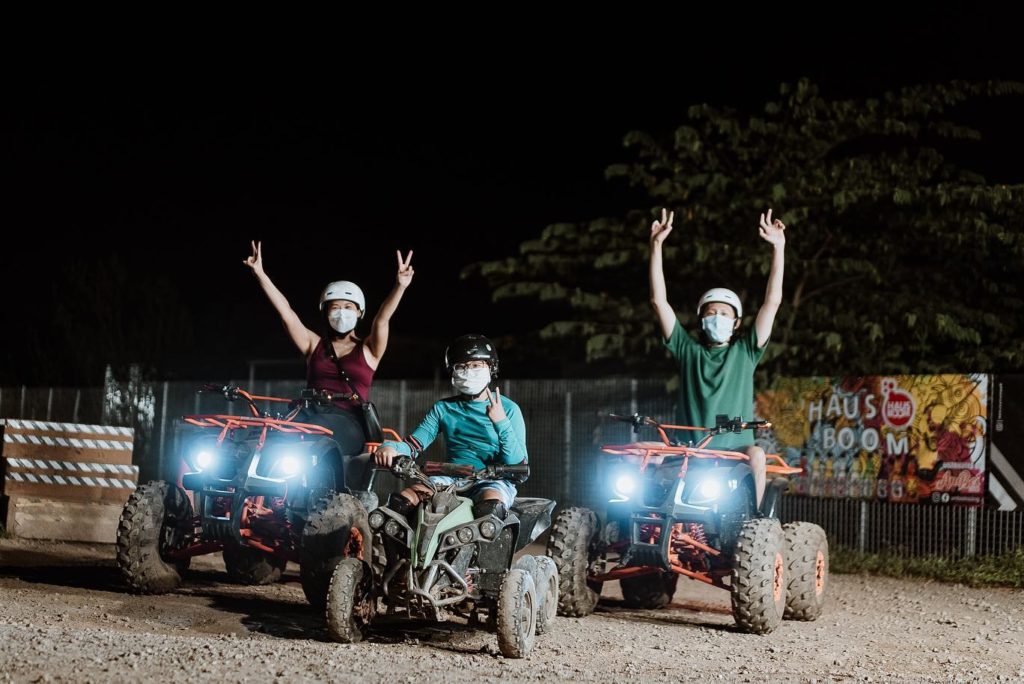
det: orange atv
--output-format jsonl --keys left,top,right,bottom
{"left": 116, "top": 384, "right": 399, "bottom": 610}
{"left": 546, "top": 413, "right": 828, "bottom": 634}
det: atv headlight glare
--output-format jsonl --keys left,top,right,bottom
{"left": 698, "top": 478, "right": 721, "bottom": 500}
{"left": 279, "top": 453, "right": 302, "bottom": 476}
{"left": 195, "top": 450, "right": 215, "bottom": 470}
{"left": 479, "top": 521, "right": 497, "bottom": 539}
{"left": 613, "top": 472, "right": 637, "bottom": 499}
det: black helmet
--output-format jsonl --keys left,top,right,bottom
{"left": 444, "top": 334, "right": 499, "bottom": 377}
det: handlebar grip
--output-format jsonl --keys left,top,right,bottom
{"left": 492, "top": 463, "right": 530, "bottom": 484}
{"left": 199, "top": 384, "right": 238, "bottom": 399}
{"left": 391, "top": 456, "right": 414, "bottom": 471}
{"left": 495, "top": 464, "right": 530, "bottom": 475}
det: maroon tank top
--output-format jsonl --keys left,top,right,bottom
{"left": 306, "top": 338, "right": 375, "bottom": 411}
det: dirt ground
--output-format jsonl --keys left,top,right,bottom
{"left": 1, "top": 538, "right": 1023, "bottom": 683}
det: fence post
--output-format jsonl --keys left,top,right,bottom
{"left": 858, "top": 500, "right": 868, "bottom": 554}
{"left": 966, "top": 507, "right": 978, "bottom": 557}
{"left": 630, "top": 379, "right": 638, "bottom": 443}
{"left": 399, "top": 380, "right": 408, "bottom": 437}
{"left": 563, "top": 391, "right": 572, "bottom": 504}
{"left": 158, "top": 381, "right": 170, "bottom": 482}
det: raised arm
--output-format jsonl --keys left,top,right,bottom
{"left": 243, "top": 241, "right": 319, "bottom": 357}
{"left": 649, "top": 208, "right": 678, "bottom": 339}
{"left": 754, "top": 209, "right": 786, "bottom": 348}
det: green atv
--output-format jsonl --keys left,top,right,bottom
{"left": 325, "top": 456, "right": 558, "bottom": 658}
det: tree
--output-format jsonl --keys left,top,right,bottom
{"left": 462, "top": 79, "right": 1024, "bottom": 380}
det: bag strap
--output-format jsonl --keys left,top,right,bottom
{"left": 324, "top": 338, "right": 362, "bottom": 403}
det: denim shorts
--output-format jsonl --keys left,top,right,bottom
{"left": 428, "top": 476, "right": 518, "bottom": 507}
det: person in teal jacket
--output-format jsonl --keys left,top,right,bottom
{"left": 373, "top": 334, "right": 526, "bottom": 518}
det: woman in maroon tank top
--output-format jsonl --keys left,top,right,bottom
{"left": 243, "top": 243, "right": 414, "bottom": 449}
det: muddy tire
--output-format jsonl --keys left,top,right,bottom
{"left": 546, "top": 507, "right": 599, "bottom": 617}
{"left": 533, "top": 555, "right": 559, "bottom": 635}
{"left": 783, "top": 522, "right": 828, "bottom": 620}
{"left": 222, "top": 539, "right": 287, "bottom": 585}
{"left": 621, "top": 571, "right": 679, "bottom": 609}
{"left": 730, "top": 518, "right": 786, "bottom": 634}
{"left": 300, "top": 493, "right": 370, "bottom": 610}
{"left": 326, "top": 558, "right": 375, "bottom": 643}
{"left": 116, "top": 481, "right": 193, "bottom": 594}
{"left": 496, "top": 568, "right": 538, "bottom": 658}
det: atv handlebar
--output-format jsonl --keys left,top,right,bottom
{"left": 387, "top": 457, "right": 530, "bottom": 490}
{"left": 198, "top": 384, "right": 348, "bottom": 419}
{"left": 607, "top": 412, "right": 772, "bottom": 438}
{"left": 199, "top": 384, "right": 263, "bottom": 416}
{"left": 199, "top": 384, "right": 240, "bottom": 400}
{"left": 608, "top": 412, "right": 656, "bottom": 434}
{"left": 289, "top": 387, "right": 357, "bottom": 411}
{"left": 710, "top": 416, "right": 772, "bottom": 435}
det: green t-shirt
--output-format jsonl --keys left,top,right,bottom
{"left": 663, "top": 320, "right": 767, "bottom": 449}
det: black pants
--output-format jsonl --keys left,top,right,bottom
{"left": 297, "top": 405, "right": 367, "bottom": 457}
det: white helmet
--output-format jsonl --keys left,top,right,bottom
{"left": 697, "top": 288, "right": 743, "bottom": 318}
{"left": 319, "top": 280, "right": 365, "bottom": 315}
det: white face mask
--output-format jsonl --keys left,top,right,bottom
{"left": 328, "top": 309, "right": 358, "bottom": 334}
{"left": 452, "top": 367, "right": 491, "bottom": 396}
{"left": 702, "top": 314, "right": 735, "bottom": 344}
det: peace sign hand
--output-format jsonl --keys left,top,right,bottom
{"left": 396, "top": 250, "right": 415, "bottom": 288}
{"left": 650, "top": 208, "right": 675, "bottom": 247}
{"left": 484, "top": 387, "right": 507, "bottom": 423}
{"left": 243, "top": 240, "right": 264, "bottom": 277}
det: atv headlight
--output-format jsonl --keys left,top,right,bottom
{"left": 384, "top": 520, "right": 402, "bottom": 538}
{"left": 457, "top": 527, "right": 474, "bottom": 544}
{"left": 698, "top": 478, "right": 721, "bottom": 500}
{"left": 195, "top": 450, "right": 215, "bottom": 470}
{"left": 183, "top": 434, "right": 223, "bottom": 471}
{"left": 479, "top": 521, "right": 497, "bottom": 539}
{"left": 612, "top": 472, "right": 637, "bottom": 500}
{"left": 369, "top": 511, "right": 385, "bottom": 529}
{"left": 270, "top": 450, "right": 304, "bottom": 477}
{"left": 280, "top": 454, "right": 302, "bottom": 476}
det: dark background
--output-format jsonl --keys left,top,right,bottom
{"left": 4, "top": 8, "right": 1022, "bottom": 385}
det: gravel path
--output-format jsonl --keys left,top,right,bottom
{"left": 1, "top": 539, "right": 1022, "bottom": 682}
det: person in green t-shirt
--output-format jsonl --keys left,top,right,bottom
{"left": 648, "top": 207, "right": 786, "bottom": 509}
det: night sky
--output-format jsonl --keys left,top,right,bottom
{"left": 4, "top": 10, "right": 1022, "bottom": 386}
